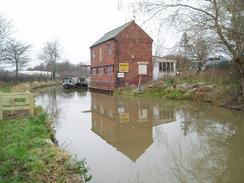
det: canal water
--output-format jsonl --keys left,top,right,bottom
{"left": 35, "top": 86, "right": 244, "bottom": 183}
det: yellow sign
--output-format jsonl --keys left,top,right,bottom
{"left": 119, "top": 63, "right": 129, "bottom": 73}
{"left": 119, "top": 113, "right": 130, "bottom": 123}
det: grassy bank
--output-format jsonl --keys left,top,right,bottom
{"left": 0, "top": 80, "right": 62, "bottom": 93}
{"left": 0, "top": 109, "right": 91, "bottom": 183}
{"left": 114, "top": 73, "right": 244, "bottom": 111}
{"left": 0, "top": 87, "right": 11, "bottom": 93}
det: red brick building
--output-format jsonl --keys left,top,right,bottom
{"left": 90, "top": 20, "right": 153, "bottom": 91}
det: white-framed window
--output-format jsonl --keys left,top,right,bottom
{"left": 138, "top": 64, "right": 147, "bottom": 75}
{"left": 159, "top": 62, "right": 174, "bottom": 72}
{"left": 107, "top": 66, "right": 113, "bottom": 74}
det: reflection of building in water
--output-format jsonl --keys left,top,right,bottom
{"left": 152, "top": 105, "right": 176, "bottom": 126}
{"left": 91, "top": 93, "right": 153, "bottom": 161}
{"left": 92, "top": 112, "right": 153, "bottom": 161}
{"left": 91, "top": 93, "right": 176, "bottom": 161}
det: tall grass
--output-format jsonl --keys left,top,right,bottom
{"left": 177, "top": 68, "right": 238, "bottom": 85}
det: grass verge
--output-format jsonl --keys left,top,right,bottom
{"left": 0, "top": 80, "right": 62, "bottom": 93}
{"left": 0, "top": 110, "right": 91, "bottom": 183}
{"left": 0, "top": 86, "right": 11, "bottom": 93}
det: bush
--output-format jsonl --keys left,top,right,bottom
{"left": 165, "top": 89, "right": 186, "bottom": 100}
{"left": 163, "top": 79, "right": 175, "bottom": 87}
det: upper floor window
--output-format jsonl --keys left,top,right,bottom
{"left": 92, "top": 49, "right": 96, "bottom": 59}
{"left": 108, "top": 44, "right": 112, "bottom": 55}
{"left": 99, "top": 48, "right": 103, "bottom": 63}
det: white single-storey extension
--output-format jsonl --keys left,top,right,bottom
{"left": 152, "top": 56, "right": 177, "bottom": 80}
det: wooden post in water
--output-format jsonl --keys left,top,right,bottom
{"left": 28, "top": 93, "right": 34, "bottom": 115}
{"left": 0, "top": 92, "right": 3, "bottom": 120}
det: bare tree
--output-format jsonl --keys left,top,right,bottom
{"left": 3, "top": 39, "right": 31, "bottom": 82}
{"left": 136, "top": 0, "right": 244, "bottom": 96}
{"left": 192, "top": 37, "right": 209, "bottom": 63}
{"left": 39, "top": 39, "right": 61, "bottom": 80}
{"left": 0, "top": 15, "right": 12, "bottom": 62}
{"left": 178, "top": 32, "right": 193, "bottom": 60}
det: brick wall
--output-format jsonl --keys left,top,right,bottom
{"left": 90, "top": 21, "right": 153, "bottom": 91}
{"left": 116, "top": 22, "right": 153, "bottom": 86}
{"left": 90, "top": 40, "right": 117, "bottom": 90}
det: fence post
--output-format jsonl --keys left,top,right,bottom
{"left": 0, "top": 92, "right": 2, "bottom": 120}
{"left": 11, "top": 97, "right": 15, "bottom": 115}
{"left": 28, "top": 93, "right": 34, "bottom": 115}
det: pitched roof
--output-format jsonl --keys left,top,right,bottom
{"left": 90, "top": 21, "right": 134, "bottom": 48}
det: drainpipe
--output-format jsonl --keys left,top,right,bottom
{"left": 115, "top": 39, "right": 120, "bottom": 88}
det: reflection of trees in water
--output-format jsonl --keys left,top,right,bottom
{"left": 35, "top": 86, "right": 63, "bottom": 97}
{"left": 36, "top": 87, "right": 88, "bottom": 130}
{"left": 128, "top": 168, "right": 145, "bottom": 183}
{"left": 45, "top": 87, "right": 62, "bottom": 128}
{"left": 165, "top": 135, "right": 223, "bottom": 183}
{"left": 150, "top": 103, "right": 244, "bottom": 183}
{"left": 154, "top": 125, "right": 168, "bottom": 147}
{"left": 129, "top": 101, "right": 244, "bottom": 182}
{"left": 36, "top": 87, "right": 66, "bottom": 129}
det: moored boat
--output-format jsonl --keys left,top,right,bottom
{"left": 75, "top": 77, "right": 88, "bottom": 88}
{"left": 63, "top": 76, "right": 88, "bottom": 89}
{"left": 63, "top": 77, "right": 76, "bottom": 89}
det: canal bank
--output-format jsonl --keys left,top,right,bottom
{"left": 0, "top": 109, "right": 91, "bottom": 183}
{"left": 0, "top": 81, "right": 62, "bottom": 94}
{"left": 114, "top": 78, "right": 244, "bottom": 112}
{"left": 0, "top": 85, "right": 91, "bottom": 183}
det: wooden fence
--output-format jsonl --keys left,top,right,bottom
{"left": 0, "top": 92, "right": 34, "bottom": 120}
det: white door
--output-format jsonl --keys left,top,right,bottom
{"left": 153, "top": 66, "right": 159, "bottom": 80}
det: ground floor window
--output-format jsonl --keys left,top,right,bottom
{"left": 159, "top": 62, "right": 174, "bottom": 72}
{"left": 107, "top": 66, "right": 113, "bottom": 74}
{"left": 91, "top": 65, "right": 114, "bottom": 76}
{"left": 91, "top": 68, "right": 96, "bottom": 75}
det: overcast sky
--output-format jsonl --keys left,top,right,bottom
{"left": 0, "top": 0, "right": 178, "bottom": 67}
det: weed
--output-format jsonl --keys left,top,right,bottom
{"left": 164, "top": 90, "right": 186, "bottom": 100}
{"left": 163, "top": 79, "right": 175, "bottom": 87}
{"left": 69, "top": 158, "right": 92, "bottom": 182}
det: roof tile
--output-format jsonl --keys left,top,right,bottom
{"left": 90, "top": 21, "right": 134, "bottom": 48}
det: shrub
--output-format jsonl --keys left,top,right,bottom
{"left": 165, "top": 89, "right": 186, "bottom": 100}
